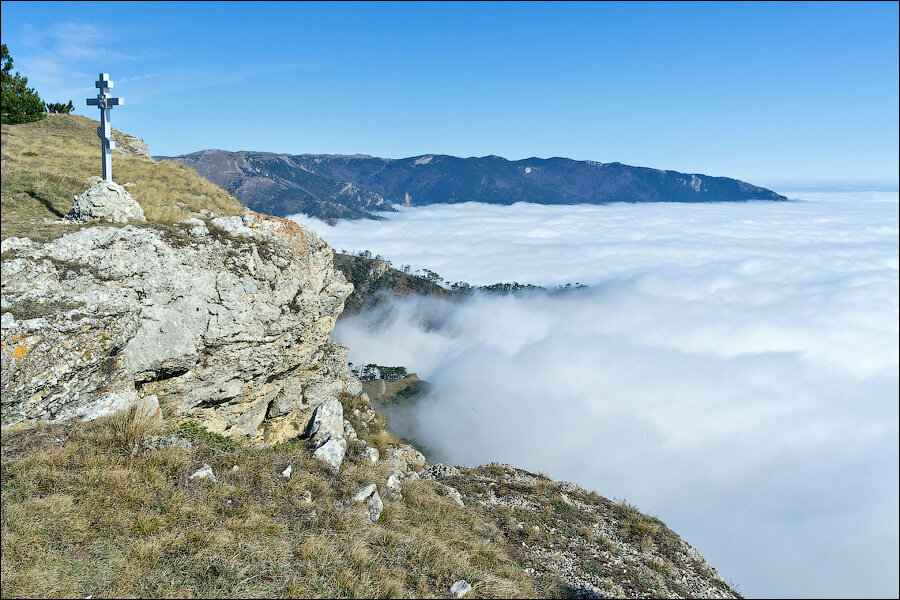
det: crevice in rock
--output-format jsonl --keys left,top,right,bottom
{"left": 134, "top": 366, "right": 190, "bottom": 386}
{"left": 194, "top": 396, "right": 232, "bottom": 409}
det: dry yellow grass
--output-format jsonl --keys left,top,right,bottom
{"left": 1, "top": 402, "right": 552, "bottom": 598}
{"left": 110, "top": 403, "right": 163, "bottom": 456}
{"left": 1, "top": 114, "right": 242, "bottom": 241}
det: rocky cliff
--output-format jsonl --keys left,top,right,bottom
{"left": 1, "top": 212, "right": 359, "bottom": 445}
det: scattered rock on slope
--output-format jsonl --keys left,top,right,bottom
{"left": 438, "top": 463, "right": 740, "bottom": 599}
{"left": 303, "top": 396, "right": 348, "bottom": 470}
{"left": 352, "top": 483, "right": 384, "bottom": 523}
{"left": 450, "top": 580, "right": 472, "bottom": 599}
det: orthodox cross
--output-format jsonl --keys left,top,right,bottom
{"left": 86, "top": 73, "right": 124, "bottom": 181}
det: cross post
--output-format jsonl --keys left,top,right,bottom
{"left": 86, "top": 73, "right": 124, "bottom": 182}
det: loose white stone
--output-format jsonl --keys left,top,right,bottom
{"left": 352, "top": 484, "right": 377, "bottom": 503}
{"left": 450, "top": 580, "right": 472, "bottom": 598}
{"left": 445, "top": 485, "right": 465, "bottom": 507}
{"left": 352, "top": 484, "right": 383, "bottom": 523}
{"left": 385, "top": 473, "right": 403, "bottom": 500}
{"left": 313, "top": 436, "right": 346, "bottom": 472}
{"left": 305, "top": 397, "right": 344, "bottom": 448}
{"left": 189, "top": 464, "right": 216, "bottom": 482}
{"left": 281, "top": 464, "right": 292, "bottom": 479}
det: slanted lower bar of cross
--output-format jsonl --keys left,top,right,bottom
{"left": 86, "top": 73, "right": 124, "bottom": 182}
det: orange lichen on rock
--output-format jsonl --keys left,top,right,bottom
{"left": 11, "top": 345, "right": 27, "bottom": 359}
{"left": 246, "top": 212, "right": 308, "bottom": 255}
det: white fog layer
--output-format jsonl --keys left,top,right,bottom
{"left": 290, "top": 191, "right": 899, "bottom": 598}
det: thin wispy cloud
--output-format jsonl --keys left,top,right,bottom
{"left": 7, "top": 21, "right": 158, "bottom": 104}
{"left": 20, "top": 22, "right": 109, "bottom": 61}
{"left": 134, "top": 63, "right": 315, "bottom": 102}
{"left": 5, "top": 19, "right": 309, "bottom": 110}
{"left": 293, "top": 190, "right": 899, "bottom": 598}
{"left": 118, "top": 73, "right": 161, "bottom": 84}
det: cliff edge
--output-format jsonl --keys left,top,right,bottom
{"left": 1, "top": 115, "right": 740, "bottom": 599}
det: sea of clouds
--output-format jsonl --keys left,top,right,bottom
{"left": 290, "top": 190, "right": 899, "bottom": 598}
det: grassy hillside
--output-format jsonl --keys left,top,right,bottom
{"left": 1, "top": 401, "right": 738, "bottom": 599}
{"left": 1, "top": 114, "right": 242, "bottom": 241}
{"left": 0, "top": 398, "right": 551, "bottom": 598}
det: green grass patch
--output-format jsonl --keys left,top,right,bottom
{"left": 174, "top": 421, "right": 241, "bottom": 453}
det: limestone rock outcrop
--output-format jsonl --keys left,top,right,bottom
{"left": 112, "top": 129, "right": 153, "bottom": 160}
{"left": 1, "top": 212, "right": 361, "bottom": 445}
{"left": 66, "top": 180, "right": 146, "bottom": 224}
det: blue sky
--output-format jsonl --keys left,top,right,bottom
{"left": 1, "top": 1, "right": 897, "bottom": 187}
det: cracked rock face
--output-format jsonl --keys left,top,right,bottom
{"left": 1, "top": 212, "right": 360, "bottom": 445}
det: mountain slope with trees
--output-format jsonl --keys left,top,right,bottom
{"left": 164, "top": 149, "right": 391, "bottom": 223}
{"left": 165, "top": 149, "right": 787, "bottom": 220}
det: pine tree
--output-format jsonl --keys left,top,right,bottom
{"left": 47, "top": 100, "right": 74, "bottom": 114}
{"left": 1, "top": 44, "right": 47, "bottom": 124}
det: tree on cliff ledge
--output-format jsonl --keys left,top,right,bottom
{"left": 1, "top": 44, "right": 47, "bottom": 124}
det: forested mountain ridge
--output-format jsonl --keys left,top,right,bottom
{"left": 163, "top": 149, "right": 786, "bottom": 219}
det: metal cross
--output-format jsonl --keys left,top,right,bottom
{"left": 86, "top": 73, "right": 124, "bottom": 182}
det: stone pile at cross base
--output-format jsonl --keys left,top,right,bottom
{"left": 1, "top": 211, "right": 361, "bottom": 446}
{"left": 66, "top": 180, "right": 145, "bottom": 224}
